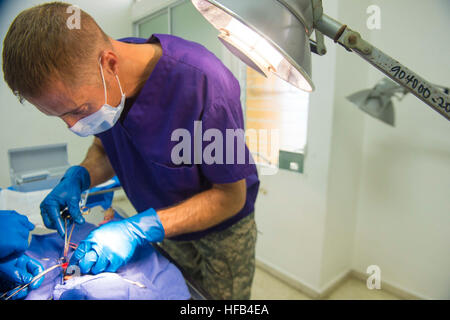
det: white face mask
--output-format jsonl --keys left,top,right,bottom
{"left": 69, "top": 59, "right": 126, "bottom": 137}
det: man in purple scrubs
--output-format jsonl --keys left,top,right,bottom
{"left": 2, "top": 3, "right": 259, "bottom": 299}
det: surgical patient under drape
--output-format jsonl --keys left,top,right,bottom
{"left": 1, "top": 212, "right": 190, "bottom": 300}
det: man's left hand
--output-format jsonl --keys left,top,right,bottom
{"left": 69, "top": 208, "right": 164, "bottom": 274}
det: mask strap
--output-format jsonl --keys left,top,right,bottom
{"left": 98, "top": 57, "right": 125, "bottom": 105}
{"left": 99, "top": 58, "right": 108, "bottom": 105}
{"left": 115, "top": 74, "right": 125, "bottom": 97}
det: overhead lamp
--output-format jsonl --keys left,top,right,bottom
{"left": 347, "top": 78, "right": 450, "bottom": 126}
{"left": 347, "top": 78, "right": 406, "bottom": 127}
{"left": 191, "top": 0, "right": 449, "bottom": 122}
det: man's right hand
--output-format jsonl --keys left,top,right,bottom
{"left": 40, "top": 166, "right": 91, "bottom": 237}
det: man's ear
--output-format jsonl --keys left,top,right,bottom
{"left": 99, "top": 51, "right": 119, "bottom": 76}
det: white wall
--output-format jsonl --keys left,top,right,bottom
{"left": 319, "top": 0, "right": 368, "bottom": 290}
{"left": 352, "top": 0, "right": 450, "bottom": 299}
{"left": 131, "top": 0, "right": 178, "bottom": 22}
{"left": 0, "top": 0, "right": 133, "bottom": 187}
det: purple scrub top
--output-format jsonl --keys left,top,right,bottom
{"left": 96, "top": 34, "right": 259, "bottom": 241}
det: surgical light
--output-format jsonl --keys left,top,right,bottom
{"left": 191, "top": 0, "right": 315, "bottom": 92}
{"left": 191, "top": 0, "right": 449, "bottom": 122}
{"left": 218, "top": 17, "right": 284, "bottom": 77}
{"left": 347, "top": 78, "right": 450, "bottom": 126}
{"left": 347, "top": 78, "right": 406, "bottom": 127}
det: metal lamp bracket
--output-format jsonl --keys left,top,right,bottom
{"left": 340, "top": 30, "right": 373, "bottom": 55}
{"left": 310, "top": 0, "right": 326, "bottom": 55}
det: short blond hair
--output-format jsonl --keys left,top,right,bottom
{"left": 2, "top": 2, "right": 110, "bottom": 102}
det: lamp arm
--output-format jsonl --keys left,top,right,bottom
{"left": 315, "top": 14, "right": 450, "bottom": 121}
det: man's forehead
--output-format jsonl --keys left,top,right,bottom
{"left": 27, "top": 81, "right": 82, "bottom": 116}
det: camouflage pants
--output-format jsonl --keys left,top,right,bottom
{"left": 160, "top": 212, "right": 257, "bottom": 300}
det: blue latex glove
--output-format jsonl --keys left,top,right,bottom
{"left": 40, "top": 166, "right": 91, "bottom": 237}
{"left": 69, "top": 208, "right": 164, "bottom": 274}
{"left": 0, "top": 255, "right": 44, "bottom": 300}
{"left": 0, "top": 211, "right": 34, "bottom": 262}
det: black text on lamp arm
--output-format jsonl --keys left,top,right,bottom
{"left": 315, "top": 13, "right": 450, "bottom": 121}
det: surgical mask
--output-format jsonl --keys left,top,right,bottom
{"left": 69, "top": 59, "right": 126, "bottom": 137}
